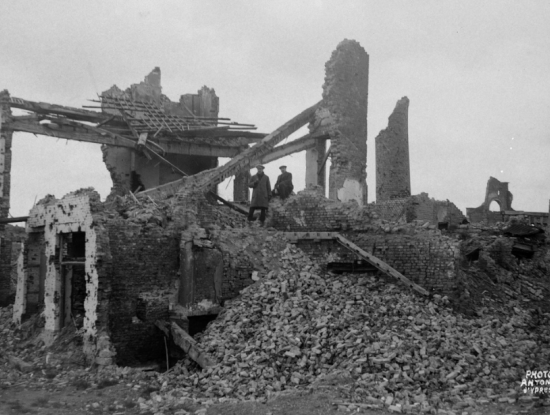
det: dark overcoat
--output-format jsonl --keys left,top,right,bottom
{"left": 274, "top": 172, "right": 294, "bottom": 198}
{"left": 249, "top": 172, "right": 271, "bottom": 208}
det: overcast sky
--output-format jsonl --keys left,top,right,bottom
{"left": 2, "top": 0, "right": 549, "bottom": 217}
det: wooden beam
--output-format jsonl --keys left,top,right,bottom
{"left": 5, "top": 117, "right": 136, "bottom": 148}
{"left": 139, "top": 102, "right": 322, "bottom": 198}
{"left": 201, "top": 101, "right": 323, "bottom": 188}
{"left": 0, "top": 216, "right": 29, "bottom": 224}
{"left": 208, "top": 191, "right": 248, "bottom": 215}
{"left": 3, "top": 117, "right": 242, "bottom": 157}
{"left": 171, "top": 322, "right": 216, "bottom": 368}
{"left": 334, "top": 234, "right": 430, "bottom": 297}
{"left": 7, "top": 96, "right": 116, "bottom": 124}
{"left": 251, "top": 133, "right": 326, "bottom": 166}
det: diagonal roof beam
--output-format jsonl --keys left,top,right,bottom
{"left": 139, "top": 101, "right": 323, "bottom": 198}
{"left": 250, "top": 132, "right": 328, "bottom": 167}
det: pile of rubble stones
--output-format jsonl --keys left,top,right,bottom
{"left": 159, "top": 244, "right": 549, "bottom": 413}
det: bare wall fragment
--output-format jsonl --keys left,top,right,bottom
{"left": 322, "top": 39, "right": 369, "bottom": 205}
{"left": 375, "top": 97, "right": 411, "bottom": 202}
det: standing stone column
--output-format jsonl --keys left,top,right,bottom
{"left": 322, "top": 40, "right": 369, "bottom": 205}
{"left": 0, "top": 90, "right": 13, "bottom": 305}
{"left": 375, "top": 97, "right": 411, "bottom": 201}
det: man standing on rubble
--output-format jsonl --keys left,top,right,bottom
{"left": 248, "top": 165, "right": 271, "bottom": 226}
{"left": 273, "top": 165, "right": 294, "bottom": 200}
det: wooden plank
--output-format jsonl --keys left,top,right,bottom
{"left": 201, "top": 101, "right": 322, "bottom": 189}
{"left": 250, "top": 133, "right": 327, "bottom": 167}
{"left": 334, "top": 235, "right": 429, "bottom": 296}
{"left": 139, "top": 101, "right": 321, "bottom": 197}
{"left": 170, "top": 322, "right": 216, "bottom": 368}
{"left": 208, "top": 191, "right": 248, "bottom": 215}
{"left": 5, "top": 118, "right": 136, "bottom": 148}
{"left": 4, "top": 117, "right": 242, "bottom": 157}
{"left": 7, "top": 96, "right": 116, "bottom": 124}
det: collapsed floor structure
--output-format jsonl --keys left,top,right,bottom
{"left": 0, "top": 39, "right": 549, "bottom": 373}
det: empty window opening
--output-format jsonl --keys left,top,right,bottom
{"left": 188, "top": 314, "right": 218, "bottom": 337}
{"left": 438, "top": 222, "right": 449, "bottom": 230}
{"left": 65, "top": 231, "right": 86, "bottom": 260}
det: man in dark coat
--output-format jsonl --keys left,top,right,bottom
{"left": 248, "top": 165, "right": 271, "bottom": 225}
{"left": 273, "top": 165, "right": 293, "bottom": 200}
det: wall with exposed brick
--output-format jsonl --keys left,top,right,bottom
{"left": 375, "top": 97, "right": 411, "bottom": 202}
{"left": 322, "top": 40, "right": 369, "bottom": 205}
{"left": 296, "top": 233, "right": 461, "bottom": 296}
{"left": 269, "top": 187, "right": 375, "bottom": 232}
{"left": 373, "top": 194, "right": 466, "bottom": 227}
{"left": 0, "top": 90, "right": 13, "bottom": 305}
{"left": 106, "top": 221, "right": 179, "bottom": 365}
{"left": 411, "top": 193, "right": 466, "bottom": 227}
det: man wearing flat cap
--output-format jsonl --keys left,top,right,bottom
{"left": 273, "top": 165, "right": 293, "bottom": 200}
{"left": 248, "top": 165, "right": 271, "bottom": 225}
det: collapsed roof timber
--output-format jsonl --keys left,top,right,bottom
{"left": 0, "top": 39, "right": 548, "bottom": 376}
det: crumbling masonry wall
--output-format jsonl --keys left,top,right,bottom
{"left": 296, "top": 233, "right": 460, "bottom": 296}
{"left": 101, "top": 68, "right": 219, "bottom": 197}
{"left": 322, "top": 40, "right": 369, "bottom": 205}
{"left": 375, "top": 97, "right": 411, "bottom": 201}
{"left": 269, "top": 187, "right": 374, "bottom": 232}
{"left": 373, "top": 193, "right": 466, "bottom": 227}
{"left": 467, "top": 177, "right": 514, "bottom": 224}
{"left": 0, "top": 90, "right": 14, "bottom": 306}
{"left": 106, "top": 221, "right": 179, "bottom": 365}
{"left": 13, "top": 191, "right": 106, "bottom": 361}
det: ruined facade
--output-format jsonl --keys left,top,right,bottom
{"left": 373, "top": 193, "right": 466, "bottom": 228}
{"left": 466, "top": 176, "right": 513, "bottom": 224}
{"left": 375, "top": 97, "right": 411, "bottom": 201}
{"left": 101, "top": 68, "right": 221, "bottom": 196}
{"left": 321, "top": 39, "right": 369, "bottom": 205}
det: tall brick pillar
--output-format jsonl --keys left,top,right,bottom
{"left": 0, "top": 90, "right": 13, "bottom": 305}
{"left": 322, "top": 40, "right": 369, "bottom": 205}
{"left": 375, "top": 97, "right": 411, "bottom": 201}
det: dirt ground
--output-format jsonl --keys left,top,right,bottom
{"left": 1, "top": 381, "right": 548, "bottom": 415}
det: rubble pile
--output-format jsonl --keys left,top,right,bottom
{"left": 161, "top": 245, "right": 549, "bottom": 413}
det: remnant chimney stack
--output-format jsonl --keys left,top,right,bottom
{"left": 375, "top": 97, "right": 411, "bottom": 202}
{"left": 322, "top": 39, "right": 369, "bottom": 205}
{"left": 0, "top": 89, "right": 13, "bottom": 306}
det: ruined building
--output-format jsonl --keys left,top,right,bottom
{"left": 0, "top": 40, "right": 374, "bottom": 364}
{"left": 1, "top": 39, "right": 548, "bottom": 369}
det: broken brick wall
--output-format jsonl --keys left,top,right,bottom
{"left": 0, "top": 90, "right": 13, "bottom": 306}
{"left": 372, "top": 198, "right": 414, "bottom": 224}
{"left": 375, "top": 97, "right": 411, "bottom": 202}
{"left": 373, "top": 194, "right": 466, "bottom": 227}
{"left": 0, "top": 234, "right": 12, "bottom": 306}
{"left": 101, "top": 69, "right": 219, "bottom": 197}
{"left": 106, "top": 221, "right": 179, "bottom": 365}
{"left": 269, "top": 187, "right": 375, "bottom": 232}
{"left": 296, "top": 233, "right": 461, "bottom": 296}
{"left": 412, "top": 193, "right": 466, "bottom": 227}
{"left": 323, "top": 40, "right": 369, "bottom": 205}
